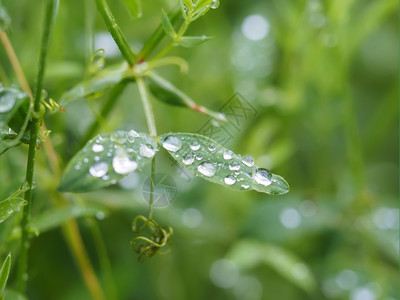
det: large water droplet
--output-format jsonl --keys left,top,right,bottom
{"left": 182, "top": 153, "right": 194, "bottom": 165}
{"left": 196, "top": 153, "right": 203, "bottom": 160}
{"left": 89, "top": 162, "right": 109, "bottom": 177}
{"left": 223, "top": 150, "right": 234, "bottom": 160}
{"left": 208, "top": 143, "right": 216, "bottom": 152}
{"left": 253, "top": 168, "right": 272, "bottom": 186}
{"left": 210, "top": 0, "right": 220, "bottom": 9}
{"left": 92, "top": 144, "right": 104, "bottom": 153}
{"left": 229, "top": 161, "right": 240, "bottom": 171}
{"left": 0, "top": 93, "right": 16, "bottom": 113}
{"left": 127, "top": 129, "right": 139, "bottom": 143}
{"left": 163, "top": 136, "right": 182, "bottom": 152}
{"left": 139, "top": 143, "right": 156, "bottom": 158}
{"left": 224, "top": 175, "right": 236, "bottom": 185}
{"left": 190, "top": 141, "right": 200, "bottom": 151}
{"left": 197, "top": 162, "right": 216, "bottom": 177}
{"left": 241, "top": 184, "right": 250, "bottom": 190}
{"left": 241, "top": 155, "right": 254, "bottom": 167}
{"left": 112, "top": 151, "right": 137, "bottom": 174}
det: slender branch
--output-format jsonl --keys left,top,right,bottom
{"left": 148, "top": 158, "right": 155, "bottom": 220}
{"left": 17, "top": 0, "right": 56, "bottom": 292}
{"left": 95, "top": 0, "right": 137, "bottom": 66}
{"left": 136, "top": 77, "right": 157, "bottom": 137}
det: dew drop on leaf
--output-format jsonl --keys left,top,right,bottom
{"left": 253, "top": 168, "right": 272, "bottom": 186}
{"left": 229, "top": 161, "right": 240, "bottom": 171}
{"left": 241, "top": 155, "right": 254, "bottom": 167}
{"left": 224, "top": 175, "right": 236, "bottom": 185}
{"left": 162, "top": 135, "right": 182, "bottom": 152}
{"left": 182, "top": 153, "right": 194, "bottom": 165}
{"left": 0, "top": 93, "right": 15, "bottom": 113}
{"left": 89, "top": 162, "right": 109, "bottom": 177}
{"left": 92, "top": 144, "right": 104, "bottom": 153}
{"left": 190, "top": 141, "right": 200, "bottom": 151}
{"left": 127, "top": 129, "right": 139, "bottom": 142}
{"left": 139, "top": 144, "right": 156, "bottom": 158}
{"left": 210, "top": 0, "right": 220, "bottom": 9}
{"left": 197, "top": 162, "right": 216, "bottom": 177}
{"left": 112, "top": 152, "right": 138, "bottom": 174}
{"left": 223, "top": 150, "right": 234, "bottom": 160}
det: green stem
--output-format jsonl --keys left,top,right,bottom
{"left": 79, "top": 81, "right": 128, "bottom": 150}
{"left": 137, "top": 7, "right": 181, "bottom": 62}
{"left": 136, "top": 77, "right": 157, "bottom": 137}
{"left": 95, "top": 0, "right": 137, "bottom": 66}
{"left": 148, "top": 158, "right": 156, "bottom": 220}
{"left": 17, "top": 0, "right": 56, "bottom": 292}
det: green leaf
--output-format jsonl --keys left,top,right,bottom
{"left": 161, "top": 9, "right": 176, "bottom": 38}
{"left": 159, "top": 133, "right": 289, "bottom": 195}
{"left": 175, "top": 35, "right": 212, "bottom": 48}
{"left": 226, "top": 240, "right": 316, "bottom": 294}
{"left": 60, "top": 63, "right": 133, "bottom": 105}
{"left": 0, "top": 6, "right": 11, "bottom": 31}
{"left": 0, "top": 253, "right": 11, "bottom": 298}
{"left": 2, "top": 290, "right": 26, "bottom": 300}
{"left": 32, "top": 204, "right": 108, "bottom": 232}
{"left": 0, "top": 197, "right": 27, "bottom": 223}
{"left": 59, "top": 130, "right": 158, "bottom": 193}
{"left": 0, "top": 84, "right": 31, "bottom": 133}
{"left": 121, "top": 0, "right": 142, "bottom": 19}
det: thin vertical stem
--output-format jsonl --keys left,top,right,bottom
{"left": 17, "top": 0, "right": 56, "bottom": 292}
{"left": 95, "top": 0, "right": 137, "bottom": 66}
{"left": 136, "top": 77, "right": 157, "bottom": 137}
{"left": 148, "top": 158, "right": 156, "bottom": 220}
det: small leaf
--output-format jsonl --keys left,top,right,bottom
{"left": 0, "top": 84, "right": 31, "bottom": 133}
{"left": 159, "top": 133, "right": 289, "bottom": 195}
{"left": 0, "top": 253, "right": 11, "bottom": 298}
{"left": 161, "top": 10, "right": 176, "bottom": 38}
{"left": 59, "top": 130, "right": 158, "bottom": 193}
{"left": 60, "top": 63, "right": 132, "bottom": 105}
{"left": 32, "top": 204, "right": 108, "bottom": 232}
{"left": 175, "top": 35, "right": 212, "bottom": 48}
{"left": 0, "top": 197, "right": 27, "bottom": 223}
{"left": 226, "top": 240, "right": 316, "bottom": 294}
{"left": 121, "top": 0, "right": 142, "bottom": 19}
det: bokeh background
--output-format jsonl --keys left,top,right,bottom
{"left": 0, "top": 0, "right": 398, "bottom": 299}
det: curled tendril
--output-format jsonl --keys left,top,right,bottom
{"left": 130, "top": 215, "right": 173, "bottom": 261}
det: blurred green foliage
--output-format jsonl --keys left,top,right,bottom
{"left": 0, "top": 0, "right": 398, "bottom": 299}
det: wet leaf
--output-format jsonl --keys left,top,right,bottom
{"left": 161, "top": 9, "right": 176, "bottom": 38}
{"left": 175, "top": 35, "right": 212, "bottom": 48}
{"left": 0, "top": 253, "right": 11, "bottom": 299}
{"left": 0, "top": 84, "right": 31, "bottom": 133}
{"left": 59, "top": 130, "right": 158, "bottom": 193}
{"left": 121, "top": 0, "right": 142, "bottom": 19}
{"left": 32, "top": 204, "right": 108, "bottom": 232}
{"left": 60, "top": 64, "right": 133, "bottom": 105}
{"left": 159, "top": 133, "right": 289, "bottom": 195}
{"left": 226, "top": 240, "right": 316, "bottom": 294}
{"left": 0, "top": 197, "right": 27, "bottom": 224}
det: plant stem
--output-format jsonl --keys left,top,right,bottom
{"left": 148, "top": 158, "right": 156, "bottom": 220}
{"left": 137, "top": 7, "right": 181, "bottom": 62}
{"left": 136, "top": 77, "right": 157, "bottom": 137}
{"left": 95, "top": 0, "right": 137, "bottom": 66}
{"left": 17, "top": 0, "right": 56, "bottom": 292}
{"left": 79, "top": 81, "right": 129, "bottom": 150}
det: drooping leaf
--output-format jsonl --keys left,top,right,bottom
{"left": 0, "top": 197, "right": 27, "bottom": 224}
{"left": 161, "top": 9, "right": 176, "bottom": 38}
{"left": 32, "top": 204, "right": 108, "bottom": 232}
{"left": 121, "top": 0, "right": 142, "bottom": 19}
{"left": 0, "top": 253, "right": 11, "bottom": 299}
{"left": 175, "top": 35, "right": 212, "bottom": 48}
{"left": 59, "top": 63, "right": 133, "bottom": 105}
{"left": 59, "top": 130, "right": 158, "bottom": 193}
{"left": 0, "top": 84, "right": 31, "bottom": 133}
{"left": 159, "top": 133, "right": 289, "bottom": 195}
{"left": 226, "top": 240, "right": 316, "bottom": 294}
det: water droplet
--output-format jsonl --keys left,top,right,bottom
{"left": 253, "top": 168, "right": 272, "bottom": 186}
{"left": 210, "top": 0, "right": 220, "bottom": 9}
{"left": 74, "top": 163, "right": 82, "bottom": 170}
{"left": 196, "top": 153, "right": 203, "bottom": 160}
{"left": 241, "top": 184, "right": 250, "bottom": 190}
{"left": 190, "top": 141, "right": 200, "bottom": 151}
{"left": 163, "top": 136, "right": 182, "bottom": 152}
{"left": 229, "top": 161, "right": 240, "bottom": 171}
{"left": 92, "top": 144, "right": 104, "bottom": 153}
{"left": 241, "top": 155, "right": 254, "bottom": 167}
{"left": 83, "top": 158, "right": 89, "bottom": 163}
{"left": 127, "top": 129, "right": 139, "bottom": 142}
{"left": 197, "top": 162, "right": 216, "bottom": 177}
{"left": 224, "top": 175, "right": 236, "bottom": 185}
{"left": 139, "top": 143, "right": 156, "bottom": 158}
{"left": 110, "top": 130, "right": 127, "bottom": 144}
{"left": 94, "top": 156, "right": 100, "bottom": 161}
{"left": 7, "top": 209, "right": 13, "bottom": 214}
{"left": 89, "top": 162, "right": 109, "bottom": 177}
{"left": 223, "top": 150, "right": 234, "bottom": 160}
{"left": 96, "top": 211, "right": 105, "bottom": 220}
{"left": 0, "top": 93, "right": 16, "bottom": 113}
{"left": 208, "top": 143, "right": 216, "bottom": 152}
{"left": 112, "top": 151, "right": 137, "bottom": 174}
{"left": 182, "top": 153, "right": 194, "bottom": 165}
